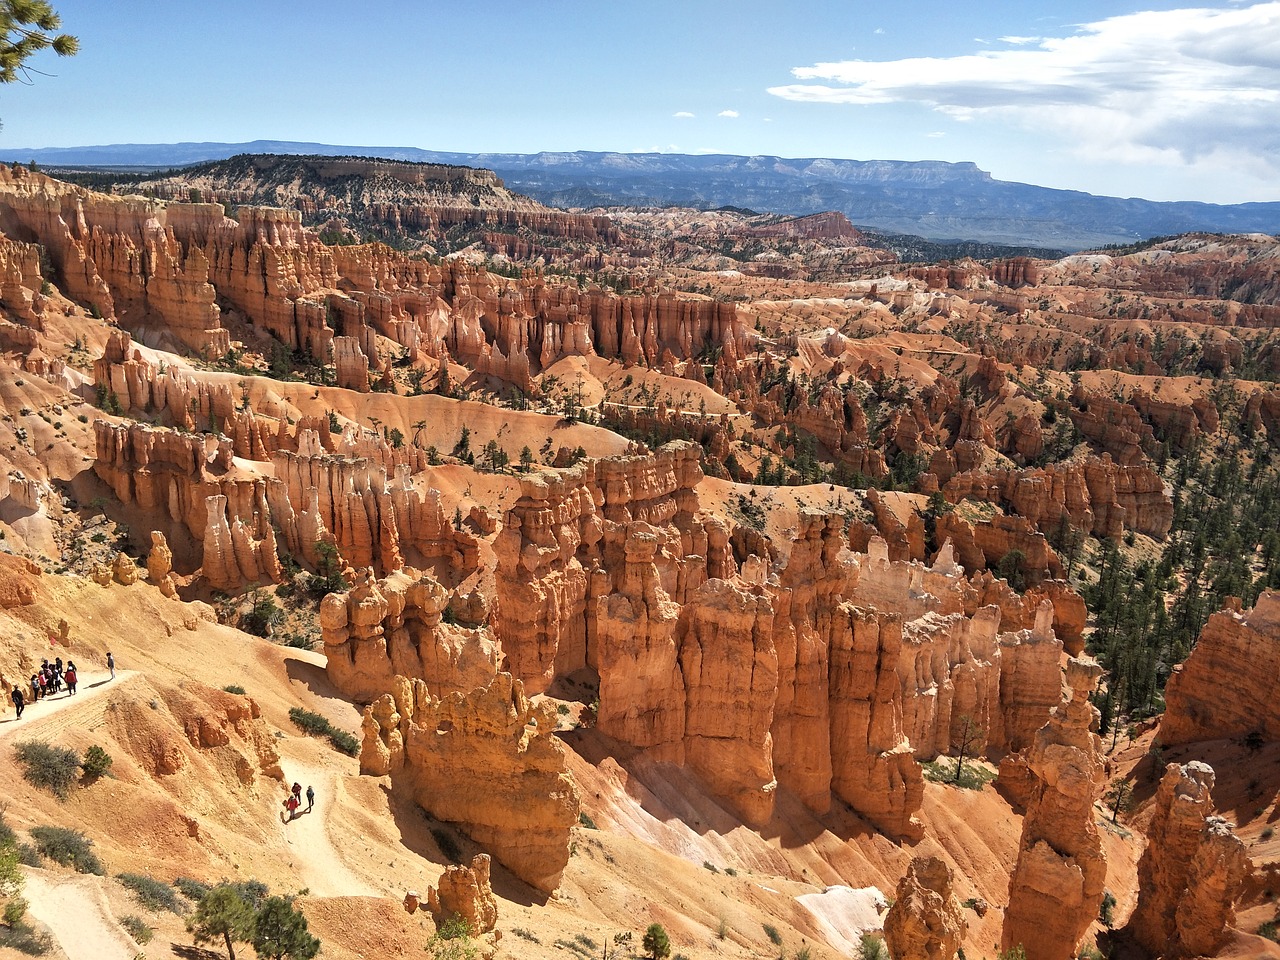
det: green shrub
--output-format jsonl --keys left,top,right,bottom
{"left": 860, "top": 934, "right": 889, "bottom": 960}
{"left": 511, "top": 927, "right": 541, "bottom": 943}
{"left": 1099, "top": 890, "right": 1117, "bottom": 927}
{"left": 763, "top": 924, "right": 783, "bottom": 946}
{"left": 328, "top": 729, "right": 359, "bottom": 756}
{"left": 578, "top": 811, "right": 598, "bottom": 830}
{"left": 1260, "top": 921, "right": 1280, "bottom": 942}
{"left": 81, "top": 745, "right": 113, "bottom": 779}
{"left": 29, "top": 826, "right": 103, "bottom": 875}
{"left": 3, "top": 896, "right": 26, "bottom": 925}
{"left": 120, "top": 915, "right": 153, "bottom": 945}
{"left": 14, "top": 741, "right": 82, "bottom": 799}
{"left": 118, "top": 872, "right": 185, "bottom": 913}
{"left": 222, "top": 685, "right": 247, "bottom": 696}
{"left": 174, "top": 876, "right": 212, "bottom": 903}
{"left": 16, "top": 844, "right": 41, "bottom": 867}
{"left": 288, "top": 707, "right": 331, "bottom": 736}
{"left": 703, "top": 861, "right": 718, "bottom": 873}
{"left": 643, "top": 923, "right": 671, "bottom": 960}
{"left": 288, "top": 707, "right": 359, "bottom": 756}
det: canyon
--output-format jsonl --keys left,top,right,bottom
{"left": 0, "top": 159, "right": 1278, "bottom": 960}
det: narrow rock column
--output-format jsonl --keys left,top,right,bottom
{"left": 1127, "top": 762, "right": 1249, "bottom": 958}
{"left": 884, "top": 856, "right": 967, "bottom": 960}
{"left": 1002, "top": 656, "right": 1106, "bottom": 960}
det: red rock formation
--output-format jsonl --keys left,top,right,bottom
{"left": 1127, "top": 762, "right": 1249, "bottom": 959}
{"left": 426, "top": 854, "right": 498, "bottom": 935}
{"left": 828, "top": 605, "right": 925, "bottom": 840}
{"left": 359, "top": 672, "right": 579, "bottom": 892}
{"left": 93, "top": 418, "right": 477, "bottom": 585}
{"left": 884, "top": 856, "right": 968, "bottom": 960}
{"left": 1161, "top": 590, "right": 1280, "bottom": 745}
{"left": 942, "top": 456, "right": 1172, "bottom": 541}
{"left": 321, "top": 568, "right": 498, "bottom": 703}
{"left": 1003, "top": 656, "right": 1106, "bottom": 960}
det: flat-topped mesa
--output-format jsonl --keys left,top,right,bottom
{"left": 321, "top": 567, "right": 498, "bottom": 703}
{"left": 1161, "top": 590, "right": 1280, "bottom": 746}
{"left": 359, "top": 672, "right": 580, "bottom": 893}
{"left": 1127, "top": 762, "right": 1250, "bottom": 959}
{"left": 1003, "top": 656, "right": 1107, "bottom": 960}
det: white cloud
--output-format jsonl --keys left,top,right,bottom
{"left": 926, "top": 131, "right": 946, "bottom": 138}
{"left": 673, "top": 111, "right": 695, "bottom": 118}
{"left": 767, "top": 3, "right": 1280, "bottom": 180}
{"left": 718, "top": 109, "right": 740, "bottom": 118}
{"left": 874, "top": 28, "right": 884, "bottom": 35}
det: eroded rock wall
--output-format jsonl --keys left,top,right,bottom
{"left": 359, "top": 672, "right": 579, "bottom": 892}
{"left": 1161, "top": 590, "right": 1280, "bottom": 746}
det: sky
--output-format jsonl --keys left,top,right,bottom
{"left": 2, "top": 0, "right": 1279, "bottom": 204}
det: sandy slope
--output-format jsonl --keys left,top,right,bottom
{"left": 21, "top": 867, "right": 141, "bottom": 960}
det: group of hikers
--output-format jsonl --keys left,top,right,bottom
{"left": 7, "top": 652, "right": 114, "bottom": 719}
{"left": 283, "top": 782, "right": 315, "bottom": 821}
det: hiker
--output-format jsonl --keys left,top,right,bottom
{"left": 106, "top": 652, "right": 115, "bottom": 680}
{"left": 30, "top": 675, "right": 40, "bottom": 702}
{"left": 64, "top": 663, "right": 77, "bottom": 696}
{"left": 292, "top": 782, "right": 302, "bottom": 803}
{"left": 306, "top": 785, "right": 314, "bottom": 812}
{"left": 36, "top": 671, "right": 46, "bottom": 700}
{"left": 284, "top": 794, "right": 299, "bottom": 820}
{"left": 10, "top": 685, "right": 22, "bottom": 719}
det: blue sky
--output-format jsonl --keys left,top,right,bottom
{"left": 2, "top": 1, "right": 1278, "bottom": 203}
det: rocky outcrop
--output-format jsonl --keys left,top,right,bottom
{"left": 359, "top": 672, "right": 579, "bottom": 892}
{"left": 1161, "top": 591, "right": 1280, "bottom": 745}
{"left": 93, "top": 417, "right": 477, "bottom": 585}
{"left": 1127, "top": 762, "right": 1249, "bottom": 959}
{"left": 884, "top": 856, "right": 968, "bottom": 960}
{"left": 828, "top": 606, "right": 925, "bottom": 840}
{"left": 427, "top": 854, "right": 498, "bottom": 935}
{"left": 942, "top": 456, "right": 1172, "bottom": 541}
{"left": 1003, "top": 656, "right": 1107, "bottom": 960}
{"left": 321, "top": 567, "right": 498, "bottom": 703}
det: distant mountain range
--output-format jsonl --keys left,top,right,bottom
{"left": 7, "top": 139, "right": 1280, "bottom": 251}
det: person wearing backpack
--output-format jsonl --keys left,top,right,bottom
{"left": 64, "top": 663, "right": 77, "bottom": 696}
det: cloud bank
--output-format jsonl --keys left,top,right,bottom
{"left": 768, "top": 3, "right": 1280, "bottom": 176}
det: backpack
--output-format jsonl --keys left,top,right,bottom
{"left": 65, "top": 668, "right": 76, "bottom": 684}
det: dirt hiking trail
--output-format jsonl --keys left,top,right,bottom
{"left": 277, "top": 760, "right": 380, "bottom": 898}
{"left": 22, "top": 867, "right": 141, "bottom": 960}
{"left": 0, "top": 670, "right": 135, "bottom": 741}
